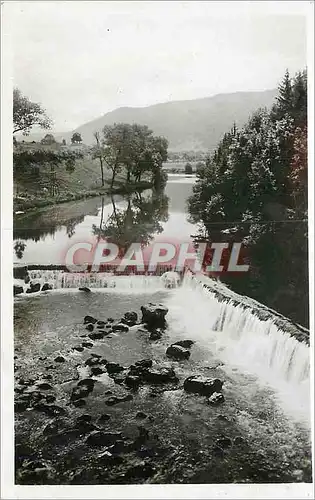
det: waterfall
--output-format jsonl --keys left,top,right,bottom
{"left": 19, "top": 269, "right": 171, "bottom": 293}
{"left": 166, "top": 272, "right": 310, "bottom": 423}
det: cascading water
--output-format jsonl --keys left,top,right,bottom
{"left": 166, "top": 272, "right": 310, "bottom": 424}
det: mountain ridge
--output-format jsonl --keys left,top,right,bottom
{"left": 19, "top": 89, "right": 278, "bottom": 151}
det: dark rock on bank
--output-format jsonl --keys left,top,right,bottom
{"left": 112, "top": 323, "right": 129, "bottom": 332}
{"left": 183, "top": 376, "right": 223, "bottom": 397}
{"left": 105, "top": 394, "right": 133, "bottom": 406}
{"left": 86, "top": 324, "right": 94, "bottom": 332}
{"left": 84, "top": 315, "right": 97, "bottom": 324}
{"left": 79, "top": 287, "right": 91, "bottom": 292}
{"left": 166, "top": 344, "right": 190, "bottom": 360}
{"left": 149, "top": 329, "right": 163, "bottom": 340}
{"left": 106, "top": 362, "right": 125, "bottom": 374}
{"left": 122, "top": 311, "right": 138, "bottom": 326}
{"left": 54, "top": 356, "right": 65, "bottom": 363}
{"left": 86, "top": 430, "right": 123, "bottom": 447}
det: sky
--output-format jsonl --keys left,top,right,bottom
{"left": 5, "top": 1, "right": 308, "bottom": 131}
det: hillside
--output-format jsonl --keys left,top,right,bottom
{"left": 17, "top": 89, "right": 277, "bottom": 151}
{"left": 67, "top": 89, "right": 277, "bottom": 151}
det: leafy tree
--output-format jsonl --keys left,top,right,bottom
{"left": 71, "top": 132, "right": 83, "bottom": 144}
{"left": 41, "top": 133, "right": 56, "bottom": 145}
{"left": 13, "top": 88, "right": 52, "bottom": 135}
{"left": 100, "top": 123, "right": 168, "bottom": 190}
{"left": 185, "top": 163, "right": 193, "bottom": 175}
{"left": 188, "top": 69, "right": 309, "bottom": 326}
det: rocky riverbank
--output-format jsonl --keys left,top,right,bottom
{"left": 14, "top": 298, "right": 312, "bottom": 485}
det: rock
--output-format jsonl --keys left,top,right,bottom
{"left": 71, "top": 379, "right": 94, "bottom": 401}
{"left": 72, "top": 346, "right": 84, "bottom": 352}
{"left": 173, "top": 340, "right": 195, "bottom": 348}
{"left": 166, "top": 344, "right": 190, "bottom": 360}
{"left": 125, "top": 375, "right": 142, "bottom": 388}
{"left": 234, "top": 436, "right": 246, "bottom": 446}
{"left": 106, "top": 362, "right": 124, "bottom": 374}
{"left": 15, "top": 399, "right": 29, "bottom": 412}
{"left": 107, "top": 318, "right": 114, "bottom": 323}
{"left": 41, "top": 283, "right": 52, "bottom": 291}
{"left": 136, "top": 411, "right": 147, "bottom": 419}
{"left": 183, "top": 376, "right": 223, "bottom": 397}
{"left": 105, "top": 394, "right": 133, "bottom": 406}
{"left": 112, "top": 323, "right": 129, "bottom": 332}
{"left": 54, "top": 356, "right": 65, "bottom": 363}
{"left": 37, "top": 382, "right": 53, "bottom": 390}
{"left": 98, "top": 413, "right": 111, "bottom": 422}
{"left": 84, "top": 315, "right": 97, "bottom": 324}
{"left": 97, "top": 321, "right": 106, "bottom": 329}
{"left": 45, "top": 395, "right": 56, "bottom": 404}
{"left": 86, "top": 430, "right": 123, "bottom": 447}
{"left": 82, "top": 341, "right": 93, "bottom": 348}
{"left": 135, "top": 359, "right": 153, "bottom": 369}
{"left": 124, "top": 462, "right": 155, "bottom": 480}
{"left": 142, "top": 367, "right": 178, "bottom": 384}
{"left": 208, "top": 392, "right": 225, "bottom": 405}
{"left": 14, "top": 285, "right": 24, "bottom": 296}
{"left": 73, "top": 399, "right": 86, "bottom": 407}
{"left": 90, "top": 366, "right": 105, "bottom": 376}
{"left": 79, "top": 287, "right": 91, "bottom": 292}
{"left": 112, "top": 374, "right": 125, "bottom": 385}
{"left": 216, "top": 436, "right": 232, "bottom": 449}
{"left": 141, "top": 303, "right": 168, "bottom": 328}
{"left": 88, "top": 332, "right": 105, "bottom": 340}
{"left": 76, "top": 414, "right": 92, "bottom": 424}
{"left": 86, "top": 324, "right": 94, "bottom": 332}
{"left": 149, "top": 329, "right": 163, "bottom": 341}
{"left": 26, "top": 282, "right": 41, "bottom": 294}
{"left": 34, "top": 403, "right": 66, "bottom": 416}
{"left": 77, "top": 378, "right": 95, "bottom": 390}
{"left": 122, "top": 311, "right": 138, "bottom": 325}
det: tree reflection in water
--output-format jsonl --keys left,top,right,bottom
{"left": 92, "top": 190, "right": 169, "bottom": 258}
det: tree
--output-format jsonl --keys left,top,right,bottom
{"left": 185, "top": 163, "right": 193, "bottom": 175}
{"left": 100, "top": 123, "right": 168, "bottom": 190}
{"left": 41, "top": 133, "right": 56, "bottom": 145}
{"left": 92, "top": 131, "right": 105, "bottom": 187}
{"left": 13, "top": 88, "right": 52, "bottom": 135}
{"left": 71, "top": 132, "right": 82, "bottom": 144}
{"left": 62, "top": 139, "right": 66, "bottom": 145}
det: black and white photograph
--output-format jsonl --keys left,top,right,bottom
{"left": 1, "top": 1, "right": 314, "bottom": 497}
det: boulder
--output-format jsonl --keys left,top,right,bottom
{"left": 88, "top": 332, "right": 104, "bottom": 340}
{"left": 41, "top": 283, "right": 53, "bottom": 291}
{"left": 184, "top": 376, "right": 223, "bottom": 397}
{"left": 72, "top": 346, "right": 84, "bottom": 352}
{"left": 86, "top": 430, "right": 123, "bottom": 447}
{"left": 54, "top": 356, "right": 65, "bottom": 363}
{"left": 105, "top": 394, "right": 133, "bottom": 406}
{"left": 84, "top": 315, "right": 97, "bottom": 324}
{"left": 86, "top": 324, "right": 94, "bottom": 332}
{"left": 122, "top": 311, "right": 138, "bottom": 325}
{"left": 26, "top": 282, "right": 41, "bottom": 294}
{"left": 106, "top": 362, "right": 124, "bottom": 374}
{"left": 149, "top": 329, "right": 163, "bottom": 340}
{"left": 112, "top": 323, "right": 129, "bottom": 333}
{"left": 82, "top": 341, "right": 93, "bottom": 348}
{"left": 14, "top": 285, "right": 24, "bottom": 296}
{"left": 208, "top": 392, "right": 225, "bottom": 405}
{"left": 142, "top": 366, "right": 178, "bottom": 385}
{"left": 173, "top": 340, "right": 195, "bottom": 349}
{"left": 71, "top": 379, "right": 94, "bottom": 401}
{"left": 141, "top": 303, "right": 168, "bottom": 328}
{"left": 79, "top": 287, "right": 91, "bottom": 293}
{"left": 125, "top": 374, "right": 142, "bottom": 388}
{"left": 98, "top": 413, "right": 111, "bottom": 422}
{"left": 135, "top": 359, "right": 153, "bottom": 369}
{"left": 73, "top": 399, "right": 86, "bottom": 407}
{"left": 90, "top": 366, "right": 105, "bottom": 376}
{"left": 166, "top": 345, "right": 190, "bottom": 360}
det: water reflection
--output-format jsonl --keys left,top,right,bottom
{"left": 92, "top": 190, "right": 169, "bottom": 252}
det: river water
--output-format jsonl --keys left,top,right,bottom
{"left": 13, "top": 175, "right": 312, "bottom": 483}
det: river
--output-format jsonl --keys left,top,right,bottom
{"left": 13, "top": 175, "right": 312, "bottom": 485}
